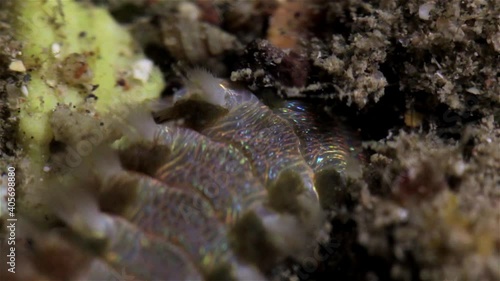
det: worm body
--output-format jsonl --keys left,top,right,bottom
{"left": 274, "top": 100, "right": 364, "bottom": 175}
{"left": 153, "top": 125, "right": 268, "bottom": 224}
{"left": 97, "top": 215, "right": 203, "bottom": 280}
{"left": 175, "top": 69, "right": 319, "bottom": 201}
{"left": 41, "top": 71, "right": 363, "bottom": 281}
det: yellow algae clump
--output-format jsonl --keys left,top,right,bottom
{"left": 13, "top": 0, "right": 164, "bottom": 169}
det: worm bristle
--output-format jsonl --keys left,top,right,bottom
{"left": 116, "top": 104, "right": 160, "bottom": 143}
{"left": 46, "top": 181, "right": 107, "bottom": 241}
{"left": 181, "top": 67, "right": 228, "bottom": 108}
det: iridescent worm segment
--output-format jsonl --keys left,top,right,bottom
{"left": 44, "top": 69, "right": 363, "bottom": 281}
